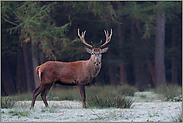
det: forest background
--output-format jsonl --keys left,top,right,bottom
{"left": 1, "top": 1, "right": 182, "bottom": 95}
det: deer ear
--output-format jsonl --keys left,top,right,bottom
{"left": 85, "top": 47, "right": 92, "bottom": 54}
{"left": 101, "top": 47, "right": 108, "bottom": 53}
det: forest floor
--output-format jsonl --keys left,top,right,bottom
{"left": 1, "top": 91, "right": 182, "bottom": 122}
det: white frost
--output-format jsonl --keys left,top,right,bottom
{"left": 1, "top": 92, "right": 182, "bottom": 122}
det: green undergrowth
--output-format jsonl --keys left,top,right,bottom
{"left": 1, "top": 96, "right": 17, "bottom": 109}
{"left": 7, "top": 108, "right": 31, "bottom": 117}
{"left": 155, "top": 84, "right": 182, "bottom": 102}
{"left": 87, "top": 94, "right": 134, "bottom": 109}
{"left": 2, "top": 84, "right": 182, "bottom": 109}
{"left": 86, "top": 85, "right": 136, "bottom": 108}
{"left": 1, "top": 85, "right": 137, "bottom": 109}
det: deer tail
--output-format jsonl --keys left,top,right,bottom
{"left": 36, "top": 66, "right": 40, "bottom": 75}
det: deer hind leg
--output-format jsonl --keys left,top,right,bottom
{"left": 41, "top": 84, "right": 53, "bottom": 107}
{"left": 31, "top": 85, "right": 45, "bottom": 107}
{"left": 78, "top": 84, "right": 86, "bottom": 109}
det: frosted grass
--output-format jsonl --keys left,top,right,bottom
{"left": 1, "top": 92, "right": 182, "bottom": 122}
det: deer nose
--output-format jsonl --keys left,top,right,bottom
{"left": 96, "top": 58, "right": 100, "bottom": 62}
{"left": 94, "top": 61, "right": 101, "bottom": 67}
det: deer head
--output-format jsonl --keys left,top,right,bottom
{"left": 78, "top": 29, "right": 112, "bottom": 67}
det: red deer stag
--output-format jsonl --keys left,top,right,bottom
{"left": 31, "top": 29, "right": 112, "bottom": 109}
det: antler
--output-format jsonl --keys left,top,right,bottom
{"left": 100, "top": 29, "right": 112, "bottom": 48}
{"left": 78, "top": 29, "right": 93, "bottom": 48}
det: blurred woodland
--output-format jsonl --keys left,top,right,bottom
{"left": 1, "top": 1, "right": 182, "bottom": 95}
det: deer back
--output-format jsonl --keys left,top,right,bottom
{"left": 37, "top": 60, "right": 95, "bottom": 85}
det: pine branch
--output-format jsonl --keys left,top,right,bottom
{"left": 2, "top": 16, "right": 18, "bottom": 26}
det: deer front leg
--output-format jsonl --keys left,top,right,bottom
{"left": 78, "top": 84, "right": 86, "bottom": 109}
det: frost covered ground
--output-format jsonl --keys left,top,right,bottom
{"left": 1, "top": 91, "right": 182, "bottom": 122}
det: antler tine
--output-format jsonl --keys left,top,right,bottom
{"left": 78, "top": 28, "right": 93, "bottom": 48}
{"left": 100, "top": 40, "right": 102, "bottom": 45}
{"left": 100, "top": 29, "right": 112, "bottom": 48}
{"left": 91, "top": 41, "right": 94, "bottom": 47}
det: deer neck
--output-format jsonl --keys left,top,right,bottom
{"left": 88, "top": 57, "right": 101, "bottom": 78}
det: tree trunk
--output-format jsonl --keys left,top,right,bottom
{"left": 155, "top": 1, "right": 166, "bottom": 87}
{"left": 171, "top": 25, "right": 178, "bottom": 84}
{"left": 16, "top": 49, "right": 27, "bottom": 93}
{"left": 109, "top": 66, "right": 118, "bottom": 86}
{"left": 16, "top": 52, "right": 22, "bottom": 94}
{"left": 2, "top": 56, "right": 17, "bottom": 95}
{"left": 39, "top": 44, "right": 46, "bottom": 64}
{"left": 108, "top": 51, "right": 118, "bottom": 86}
{"left": 146, "top": 54, "right": 156, "bottom": 87}
{"left": 40, "top": 52, "right": 46, "bottom": 64}
{"left": 118, "top": 2, "right": 127, "bottom": 85}
{"left": 22, "top": 41, "right": 35, "bottom": 92}
{"left": 131, "top": 23, "right": 143, "bottom": 90}
{"left": 135, "top": 20, "right": 156, "bottom": 88}
{"left": 133, "top": 57, "right": 144, "bottom": 91}
{"left": 141, "top": 61, "right": 152, "bottom": 89}
{"left": 31, "top": 40, "right": 40, "bottom": 88}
